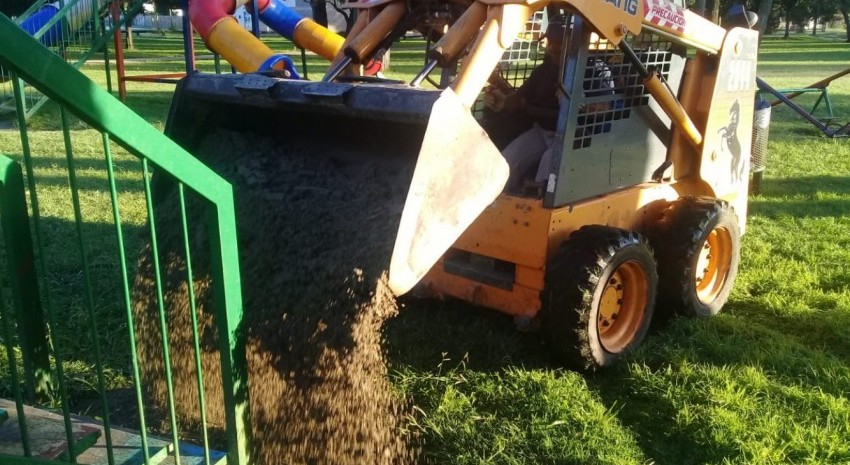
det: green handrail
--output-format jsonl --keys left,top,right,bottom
{"left": 0, "top": 13, "right": 252, "bottom": 465}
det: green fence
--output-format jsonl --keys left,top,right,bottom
{"left": 0, "top": 13, "right": 250, "bottom": 465}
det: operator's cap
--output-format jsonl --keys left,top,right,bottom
{"left": 544, "top": 15, "right": 569, "bottom": 41}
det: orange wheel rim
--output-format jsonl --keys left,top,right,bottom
{"left": 597, "top": 260, "right": 648, "bottom": 353}
{"left": 695, "top": 227, "right": 733, "bottom": 304}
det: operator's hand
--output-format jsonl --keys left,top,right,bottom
{"left": 483, "top": 87, "right": 507, "bottom": 112}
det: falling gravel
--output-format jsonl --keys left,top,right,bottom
{"left": 132, "top": 127, "right": 419, "bottom": 465}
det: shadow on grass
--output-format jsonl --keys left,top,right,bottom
{"left": 33, "top": 217, "right": 146, "bottom": 370}
{"left": 0, "top": 215, "right": 146, "bottom": 425}
{"left": 384, "top": 298, "right": 550, "bottom": 373}
{"left": 756, "top": 175, "right": 850, "bottom": 197}
{"left": 748, "top": 175, "right": 850, "bottom": 217}
{"left": 587, "top": 297, "right": 850, "bottom": 462}
{"left": 384, "top": 285, "right": 850, "bottom": 463}
{"left": 21, "top": 156, "right": 146, "bottom": 194}
{"left": 383, "top": 297, "right": 746, "bottom": 463}
{"left": 25, "top": 90, "right": 176, "bottom": 131}
{"left": 587, "top": 365, "right": 741, "bottom": 464}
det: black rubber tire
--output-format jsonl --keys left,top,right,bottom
{"left": 645, "top": 196, "right": 741, "bottom": 318}
{"left": 541, "top": 225, "right": 658, "bottom": 370}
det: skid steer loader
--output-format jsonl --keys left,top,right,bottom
{"left": 165, "top": 0, "right": 758, "bottom": 369}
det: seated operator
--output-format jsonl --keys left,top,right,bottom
{"left": 482, "top": 15, "right": 615, "bottom": 192}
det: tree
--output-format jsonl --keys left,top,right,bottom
{"left": 303, "top": 0, "right": 357, "bottom": 34}
{"left": 756, "top": 0, "right": 774, "bottom": 35}
{"left": 777, "top": 0, "right": 809, "bottom": 37}
{"left": 685, "top": 0, "right": 782, "bottom": 33}
{"left": 809, "top": 0, "right": 837, "bottom": 35}
{"left": 755, "top": 0, "right": 784, "bottom": 34}
{"left": 153, "top": 0, "right": 181, "bottom": 14}
{"left": 1, "top": 0, "right": 35, "bottom": 17}
{"left": 702, "top": 0, "right": 722, "bottom": 22}
{"left": 310, "top": 0, "right": 328, "bottom": 27}
{"left": 840, "top": 0, "right": 850, "bottom": 41}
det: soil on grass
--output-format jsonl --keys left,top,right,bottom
{"left": 131, "top": 126, "right": 420, "bottom": 465}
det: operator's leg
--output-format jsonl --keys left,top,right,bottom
{"left": 501, "top": 124, "right": 549, "bottom": 191}
{"left": 482, "top": 108, "right": 533, "bottom": 149}
{"left": 534, "top": 130, "right": 558, "bottom": 185}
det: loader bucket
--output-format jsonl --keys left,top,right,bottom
{"left": 164, "top": 72, "right": 508, "bottom": 295}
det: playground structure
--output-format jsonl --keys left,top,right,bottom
{"left": 19, "top": 0, "right": 104, "bottom": 47}
{"left": 189, "top": 0, "right": 342, "bottom": 73}
{"left": 2, "top": 0, "right": 345, "bottom": 117}
{"left": 0, "top": 0, "right": 146, "bottom": 120}
{"left": 112, "top": 0, "right": 349, "bottom": 98}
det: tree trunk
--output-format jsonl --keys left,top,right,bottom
{"left": 757, "top": 0, "right": 774, "bottom": 37}
{"left": 345, "top": 8, "right": 357, "bottom": 35}
{"left": 126, "top": 28, "right": 134, "bottom": 50}
{"left": 704, "top": 0, "right": 721, "bottom": 22}
{"left": 311, "top": 0, "right": 328, "bottom": 28}
{"left": 812, "top": 6, "right": 818, "bottom": 35}
{"left": 843, "top": 9, "right": 850, "bottom": 42}
{"left": 784, "top": 16, "right": 791, "bottom": 37}
{"left": 694, "top": 0, "right": 706, "bottom": 16}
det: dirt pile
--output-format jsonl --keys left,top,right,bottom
{"left": 132, "top": 129, "right": 417, "bottom": 464}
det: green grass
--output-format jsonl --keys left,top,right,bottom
{"left": 2, "top": 26, "right": 850, "bottom": 464}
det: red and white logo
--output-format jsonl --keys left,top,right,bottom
{"left": 643, "top": 0, "right": 686, "bottom": 33}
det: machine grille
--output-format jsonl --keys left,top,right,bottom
{"left": 573, "top": 32, "right": 679, "bottom": 150}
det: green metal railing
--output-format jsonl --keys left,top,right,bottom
{"left": 1, "top": 0, "right": 145, "bottom": 120}
{"left": 0, "top": 12, "right": 250, "bottom": 465}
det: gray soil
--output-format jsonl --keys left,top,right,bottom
{"left": 132, "top": 128, "right": 418, "bottom": 465}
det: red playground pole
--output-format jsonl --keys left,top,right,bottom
{"left": 111, "top": 1, "right": 127, "bottom": 100}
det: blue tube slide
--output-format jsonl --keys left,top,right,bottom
{"left": 20, "top": 4, "right": 65, "bottom": 47}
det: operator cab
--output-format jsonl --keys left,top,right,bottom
{"left": 479, "top": 9, "right": 688, "bottom": 207}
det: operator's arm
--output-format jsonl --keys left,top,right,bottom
{"left": 483, "top": 85, "right": 525, "bottom": 113}
{"left": 485, "top": 61, "right": 553, "bottom": 113}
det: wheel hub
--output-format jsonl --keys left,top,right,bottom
{"left": 598, "top": 261, "right": 648, "bottom": 353}
{"left": 598, "top": 274, "right": 623, "bottom": 329}
{"left": 695, "top": 227, "right": 733, "bottom": 304}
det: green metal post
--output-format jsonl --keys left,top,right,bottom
{"left": 207, "top": 200, "right": 252, "bottom": 465}
{"left": 0, "top": 155, "right": 34, "bottom": 457}
{"left": 14, "top": 78, "right": 27, "bottom": 120}
{"left": 179, "top": 183, "right": 212, "bottom": 465}
{"left": 103, "top": 42, "right": 113, "bottom": 94}
{"left": 103, "top": 134, "right": 151, "bottom": 463}
{"left": 92, "top": 0, "right": 114, "bottom": 94}
{"left": 60, "top": 106, "right": 116, "bottom": 465}
{"left": 12, "top": 75, "right": 77, "bottom": 465}
{"left": 142, "top": 158, "right": 182, "bottom": 465}
{"left": 3, "top": 105, "right": 51, "bottom": 404}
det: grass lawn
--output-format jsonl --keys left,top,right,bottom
{"left": 2, "top": 26, "right": 850, "bottom": 464}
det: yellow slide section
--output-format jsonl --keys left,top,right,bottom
{"left": 207, "top": 17, "right": 278, "bottom": 72}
